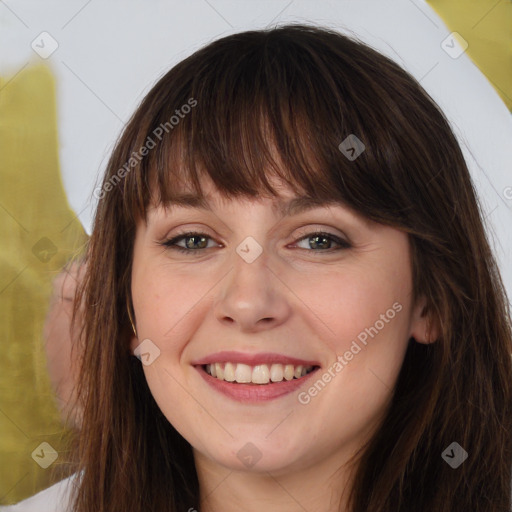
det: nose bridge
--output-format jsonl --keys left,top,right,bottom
{"left": 230, "top": 243, "right": 271, "bottom": 299}
{"left": 213, "top": 240, "right": 290, "bottom": 331}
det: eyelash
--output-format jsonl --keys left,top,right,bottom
{"left": 159, "top": 230, "right": 351, "bottom": 255}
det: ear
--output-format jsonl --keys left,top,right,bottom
{"left": 410, "top": 296, "right": 439, "bottom": 344}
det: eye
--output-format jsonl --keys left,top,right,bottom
{"left": 159, "top": 230, "right": 351, "bottom": 256}
{"left": 160, "top": 232, "right": 220, "bottom": 255}
{"left": 293, "top": 231, "right": 351, "bottom": 252}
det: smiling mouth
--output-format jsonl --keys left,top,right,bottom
{"left": 201, "top": 362, "right": 318, "bottom": 385}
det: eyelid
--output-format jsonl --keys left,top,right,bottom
{"left": 160, "top": 231, "right": 222, "bottom": 251}
{"left": 159, "top": 227, "right": 351, "bottom": 255}
{"left": 292, "top": 224, "right": 348, "bottom": 241}
{"left": 291, "top": 231, "right": 351, "bottom": 250}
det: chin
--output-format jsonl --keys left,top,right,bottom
{"left": 195, "top": 434, "right": 312, "bottom": 475}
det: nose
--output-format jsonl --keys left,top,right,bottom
{"left": 213, "top": 248, "right": 292, "bottom": 333}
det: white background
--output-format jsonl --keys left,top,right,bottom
{"left": 1, "top": 0, "right": 511, "bottom": 297}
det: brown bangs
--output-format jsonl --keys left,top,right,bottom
{"left": 116, "top": 24, "right": 453, "bottom": 232}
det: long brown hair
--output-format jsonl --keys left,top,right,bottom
{"left": 71, "top": 24, "right": 512, "bottom": 511}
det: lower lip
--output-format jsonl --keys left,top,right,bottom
{"left": 195, "top": 365, "right": 320, "bottom": 403}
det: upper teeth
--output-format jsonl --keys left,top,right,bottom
{"left": 204, "top": 363, "right": 314, "bottom": 384}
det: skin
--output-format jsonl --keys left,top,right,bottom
{"left": 43, "top": 260, "right": 85, "bottom": 428}
{"left": 130, "top": 172, "right": 436, "bottom": 512}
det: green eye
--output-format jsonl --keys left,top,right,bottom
{"left": 162, "top": 232, "right": 215, "bottom": 253}
{"left": 160, "top": 230, "right": 351, "bottom": 255}
{"left": 294, "top": 232, "right": 351, "bottom": 251}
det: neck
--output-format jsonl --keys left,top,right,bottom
{"left": 194, "top": 446, "right": 360, "bottom": 512}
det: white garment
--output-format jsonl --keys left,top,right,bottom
{"left": 0, "top": 474, "right": 77, "bottom": 512}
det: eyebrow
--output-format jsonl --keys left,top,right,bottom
{"left": 162, "top": 194, "right": 342, "bottom": 217}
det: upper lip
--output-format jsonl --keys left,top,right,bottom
{"left": 191, "top": 351, "right": 321, "bottom": 367}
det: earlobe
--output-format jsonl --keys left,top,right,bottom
{"left": 410, "top": 297, "right": 439, "bottom": 344}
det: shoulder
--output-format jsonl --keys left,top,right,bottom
{"left": 0, "top": 473, "right": 78, "bottom": 512}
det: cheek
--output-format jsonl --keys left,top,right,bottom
{"left": 285, "top": 267, "right": 412, "bottom": 450}
{"left": 132, "top": 262, "right": 216, "bottom": 343}
{"left": 292, "top": 262, "right": 411, "bottom": 356}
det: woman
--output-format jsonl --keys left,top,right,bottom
{"left": 7, "top": 23, "right": 512, "bottom": 512}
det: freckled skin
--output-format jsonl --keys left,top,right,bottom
{"left": 130, "top": 174, "right": 433, "bottom": 512}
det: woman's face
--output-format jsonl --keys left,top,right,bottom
{"left": 130, "top": 172, "right": 430, "bottom": 476}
